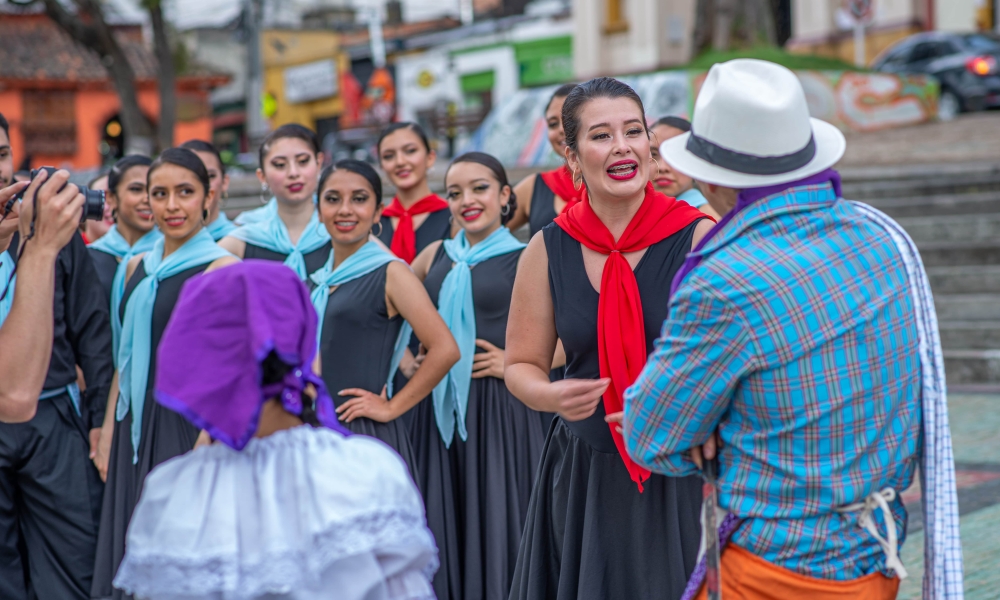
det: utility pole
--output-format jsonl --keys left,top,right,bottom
{"left": 246, "top": 0, "right": 268, "bottom": 145}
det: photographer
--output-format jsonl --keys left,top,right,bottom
{"left": 0, "top": 112, "right": 113, "bottom": 600}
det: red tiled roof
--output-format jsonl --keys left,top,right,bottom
{"left": 0, "top": 14, "right": 227, "bottom": 86}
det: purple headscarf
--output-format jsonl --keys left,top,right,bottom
{"left": 155, "top": 260, "right": 349, "bottom": 450}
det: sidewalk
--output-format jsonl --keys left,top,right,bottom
{"left": 897, "top": 393, "right": 1000, "bottom": 599}
{"left": 838, "top": 112, "right": 1000, "bottom": 168}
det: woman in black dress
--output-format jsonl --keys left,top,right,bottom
{"left": 219, "top": 124, "right": 330, "bottom": 279}
{"left": 311, "top": 159, "right": 458, "bottom": 482}
{"left": 91, "top": 148, "right": 238, "bottom": 600}
{"left": 409, "top": 152, "right": 548, "bottom": 600}
{"left": 376, "top": 122, "right": 454, "bottom": 263}
{"left": 504, "top": 79, "right": 714, "bottom": 600}
{"left": 86, "top": 155, "right": 156, "bottom": 304}
{"left": 507, "top": 83, "right": 583, "bottom": 237}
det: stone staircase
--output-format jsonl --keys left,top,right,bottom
{"left": 841, "top": 162, "right": 1000, "bottom": 392}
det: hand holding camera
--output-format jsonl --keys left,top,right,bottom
{"left": 13, "top": 168, "right": 93, "bottom": 257}
{"left": 0, "top": 181, "right": 28, "bottom": 253}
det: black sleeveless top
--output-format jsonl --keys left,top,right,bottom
{"left": 243, "top": 241, "right": 331, "bottom": 277}
{"left": 319, "top": 263, "right": 403, "bottom": 404}
{"left": 122, "top": 262, "right": 210, "bottom": 395}
{"left": 377, "top": 208, "right": 452, "bottom": 257}
{"left": 88, "top": 247, "right": 120, "bottom": 303}
{"left": 423, "top": 243, "right": 523, "bottom": 353}
{"left": 542, "top": 221, "right": 698, "bottom": 453}
{"left": 529, "top": 175, "right": 560, "bottom": 237}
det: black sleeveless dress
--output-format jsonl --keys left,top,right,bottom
{"left": 87, "top": 247, "right": 120, "bottom": 304}
{"left": 317, "top": 262, "right": 418, "bottom": 482}
{"left": 508, "top": 223, "right": 703, "bottom": 600}
{"left": 376, "top": 207, "right": 452, "bottom": 255}
{"left": 411, "top": 244, "right": 546, "bottom": 600}
{"left": 243, "top": 241, "right": 331, "bottom": 278}
{"left": 91, "top": 263, "right": 209, "bottom": 600}
{"left": 528, "top": 174, "right": 559, "bottom": 237}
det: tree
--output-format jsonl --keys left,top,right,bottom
{"left": 694, "top": 0, "right": 780, "bottom": 54}
{"left": 16, "top": 0, "right": 156, "bottom": 155}
{"left": 145, "top": 0, "right": 176, "bottom": 154}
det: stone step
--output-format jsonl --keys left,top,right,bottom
{"left": 896, "top": 213, "right": 1000, "bottom": 245}
{"left": 944, "top": 349, "right": 1000, "bottom": 387}
{"left": 854, "top": 191, "right": 1000, "bottom": 218}
{"left": 935, "top": 294, "right": 1000, "bottom": 321}
{"left": 939, "top": 321, "right": 1000, "bottom": 350}
{"left": 917, "top": 241, "right": 1000, "bottom": 268}
{"left": 927, "top": 266, "right": 1000, "bottom": 295}
{"left": 840, "top": 161, "right": 1000, "bottom": 200}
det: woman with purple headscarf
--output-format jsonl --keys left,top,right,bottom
{"left": 112, "top": 260, "right": 438, "bottom": 600}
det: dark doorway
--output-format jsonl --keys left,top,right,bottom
{"left": 773, "top": 0, "right": 792, "bottom": 47}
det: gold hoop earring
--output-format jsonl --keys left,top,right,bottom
{"left": 572, "top": 170, "right": 583, "bottom": 191}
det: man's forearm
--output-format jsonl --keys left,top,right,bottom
{"left": 0, "top": 246, "right": 56, "bottom": 422}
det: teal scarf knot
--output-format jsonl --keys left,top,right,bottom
{"left": 310, "top": 241, "right": 411, "bottom": 396}
{"left": 206, "top": 213, "right": 238, "bottom": 241}
{"left": 93, "top": 227, "right": 163, "bottom": 361}
{"left": 433, "top": 227, "right": 524, "bottom": 446}
{"left": 116, "top": 229, "right": 232, "bottom": 463}
{"left": 230, "top": 207, "right": 329, "bottom": 280}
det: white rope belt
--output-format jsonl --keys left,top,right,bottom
{"left": 834, "top": 487, "right": 909, "bottom": 579}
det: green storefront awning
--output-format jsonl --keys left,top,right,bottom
{"left": 514, "top": 36, "right": 573, "bottom": 87}
{"left": 461, "top": 70, "right": 496, "bottom": 94}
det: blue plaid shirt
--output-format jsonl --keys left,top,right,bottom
{"left": 622, "top": 181, "right": 922, "bottom": 580}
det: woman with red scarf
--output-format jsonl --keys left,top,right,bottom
{"left": 376, "top": 122, "right": 455, "bottom": 263}
{"left": 504, "top": 78, "right": 714, "bottom": 600}
{"left": 507, "top": 84, "right": 586, "bottom": 237}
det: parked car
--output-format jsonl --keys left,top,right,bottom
{"left": 872, "top": 32, "right": 1000, "bottom": 120}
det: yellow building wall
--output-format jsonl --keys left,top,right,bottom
{"left": 787, "top": 23, "right": 923, "bottom": 67}
{"left": 261, "top": 29, "right": 350, "bottom": 128}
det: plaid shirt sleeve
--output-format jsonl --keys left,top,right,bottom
{"left": 623, "top": 276, "right": 756, "bottom": 476}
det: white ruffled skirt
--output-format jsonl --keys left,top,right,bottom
{"left": 113, "top": 425, "right": 438, "bottom": 600}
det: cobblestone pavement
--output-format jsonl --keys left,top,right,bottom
{"left": 897, "top": 394, "right": 1000, "bottom": 599}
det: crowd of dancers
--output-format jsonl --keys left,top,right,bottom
{"left": 0, "top": 59, "right": 962, "bottom": 600}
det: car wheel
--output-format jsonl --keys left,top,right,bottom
{"left": 938, "top": 90, "right": 961, "bottom": 121}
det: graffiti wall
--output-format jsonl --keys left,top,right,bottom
{"left": 464, "top": 70, "right": 938, "bottom": 167}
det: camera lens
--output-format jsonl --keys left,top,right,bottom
{"left": 80, "top": 188, "right": 106, "bottom": 223}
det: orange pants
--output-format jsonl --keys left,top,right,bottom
{"left": 694, "top": 544, "right": 900, "bottom": 600}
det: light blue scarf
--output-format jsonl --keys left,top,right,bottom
{"left": 0, "top": 250, "right": 14, "bottom": 327}
{"left": 677, "top": 187, "right": 708, "bottom": 208}
{"left": 233, "top": 197, "right": 277, "bottom": 226}
{"left": 309, "top": 241, "right": 411, "bottom": 396}
{"left": 432, "top": 228, "right": 524, "bottom": 446}
{"left": 206, "top": 213, "right": 238, "bottom": 241}
{"left": 116, "top": 229, "right": 232, "bottom": 462}
{"left": 230, "top": 206, "right": 330, "bottom": 280}
{"left": 106, "top": 228, "right": 163, "bottom": 361}
{"left": 88, "top": 224, "right": 132, "bottom": 256}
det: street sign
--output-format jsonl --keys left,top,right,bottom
{"left": 846, "top": 0, "right": 874, "bottom": 23}
{"left": 283, "top": 59, "right": 338, "bottom": 104}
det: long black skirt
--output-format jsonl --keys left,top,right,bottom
{"left": 343, "top": 415, "right": 419, "bottom": 485}
{"left": 411, "top": 376, "right": 546, "bottom": 600}
{"left": 91, "top": 395, "right": 200, "bottom": 600}
{"left": 508, "top": 418, "right": 703, "bottom": 600}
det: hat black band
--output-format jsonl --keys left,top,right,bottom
{"left": 686, "top": 132, "right": 816, "bottom": 175}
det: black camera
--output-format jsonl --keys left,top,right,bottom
{"left": 4, "top": 166, "right": 105, "bottom": 223}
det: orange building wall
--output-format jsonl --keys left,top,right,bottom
{"left": 0, "top": 87, "right": 214, "bottom": 170}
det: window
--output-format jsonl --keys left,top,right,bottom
{"left": 909, "top": 41, "right": 957, "bottom": 63}
{"left": 22, "top": 91, "right": 76, "bottom": 156}
{"left": 605, "top": 0, "right": 628, "bottom": 34}
{"left": 963, "top": 34, "right": 1000, "bottom": 52}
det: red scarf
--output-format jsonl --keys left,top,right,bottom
{"left": 554, "top": 182, "right": 706, "bottom": 491}
{"left": 540, "top": 165, "right": 587, "bottom": 213}
{"left": 382, "top": 194, "right": 449, "bottom": 263}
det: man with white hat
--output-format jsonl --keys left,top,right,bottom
{"left": 617, "top": 59, "right": 963, "bottom": 599}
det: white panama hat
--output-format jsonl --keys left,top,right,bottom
{"left": 660, "top": 59, "right": 846, "bottom": 188}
